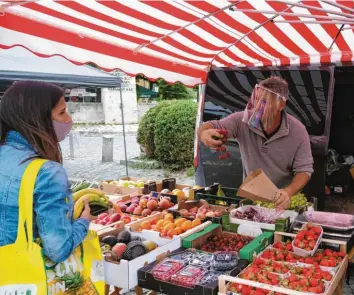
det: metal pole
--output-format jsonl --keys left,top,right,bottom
{"left": 119, "top": 87, "right": 129, "bottom": 178}
{"left": 69, "top": 132, "right": 75, "bottom": 159}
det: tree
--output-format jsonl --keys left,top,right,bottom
{"left": 156, "top": 79, "right": 195, "bottom": 100}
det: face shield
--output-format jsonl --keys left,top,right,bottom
{"left": 242, "top": 84, "right": 287, "bottom": 131}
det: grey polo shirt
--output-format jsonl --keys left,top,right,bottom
{"left": 210, "top": 111, "right": 314, "bottom": 189}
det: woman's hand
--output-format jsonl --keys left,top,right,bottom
{"left": 80, "top": 198, "right": 96, "bottom": 221}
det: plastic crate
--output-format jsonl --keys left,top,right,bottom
{"left": 195, "top": 185, "right": 241, "bottom": 207}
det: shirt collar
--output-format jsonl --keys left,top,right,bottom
{"left": 249, "top": 111, "right": 290, "bottom": 142}
{"left": 5, "top": 130, "right": 36, "bottom": 152}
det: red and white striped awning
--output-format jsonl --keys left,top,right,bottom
{"left": 1, "top": 0, "right": 354, "bottom": 86}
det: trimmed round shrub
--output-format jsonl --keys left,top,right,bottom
{"left": 154, "top": 100, "right": 197, "bottom": 170}
{"left": 137, "top": 101, "right": 172, "bottom": 157}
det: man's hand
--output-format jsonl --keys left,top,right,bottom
{"left": 200, "top": 129, "right": 224, "bottom": 148}
{"left": 80, "top": 197, "right": 97, "bottom": 222}
{"left": 274, "top": 189, "right": 291, "bottom": 209}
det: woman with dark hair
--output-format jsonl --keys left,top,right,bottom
{"left": 0, "top": 81, "right": 92, "bottom": 263}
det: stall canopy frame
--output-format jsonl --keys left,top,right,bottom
{"left": 1, "top": 1, "right": 354, "bottom": 86}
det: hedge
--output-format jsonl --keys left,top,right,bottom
{"left": 136, "top": 101, "right": 173, "bottom": 157}
{"left": 154, "top": 100, "right": 197, "bottom": 170}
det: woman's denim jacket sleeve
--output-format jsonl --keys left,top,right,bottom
{"left": 34, "top": 161, "right": 89, "bottom": 262}
{"left": 0, "top": 131, "right": 89, "bottom": 263}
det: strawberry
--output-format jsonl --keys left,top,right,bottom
{"left": 276, "top": 253, "right": 285, "bottom": 261}
{"left": 320, "top": 259, "right": 329, "bottom": 267}
{"left": 310, "top": 278, "right": 319, "bottom": 287}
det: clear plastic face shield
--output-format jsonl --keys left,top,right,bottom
{"left": 242, "top": 84, "right": 288, "bottom": 130}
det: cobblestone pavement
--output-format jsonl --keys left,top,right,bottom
{"left": 60, "top": 131, "right": 194, "bottom": 185}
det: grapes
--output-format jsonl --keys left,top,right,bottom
{"left": 253, "top": 193, "right": 307, "bottom": 210}
{"left": 289, "top": 192, "right": 307, "bottom": 209}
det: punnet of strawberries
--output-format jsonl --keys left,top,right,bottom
{"left": 293, "top": 223, "right": 322, "bottom": 251}
{"left": 260, "top": 248, "right": 300, "bottom": 263}
{"left": 272, "top": 240, "right": 293, "bottom": 252}
{"left": 282, "top": 273, "right": 326, "bottom": 293}
{"left": 290, "top": 265, "right": 333, "bottom": 281}
{"left": 253, "top": 257, "right": 291, "bottom": 274}
{"left": 298, "top": 249, "right": 345, "bottom": 268}
{"left": 228, "top": 282, "right": 270, "bottom": 295}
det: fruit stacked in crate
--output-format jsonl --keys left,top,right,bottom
{"left": 130, "top": 212, "right": 208, "bottom": 239}
{"left": 223, "top": 226, "right": 347, "bottom": 295}
{"left": 115, "top": 194, "right": 175, "bottom": 217}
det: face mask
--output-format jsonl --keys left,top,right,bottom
{"left": 52, "top": 120, "right": 73, "bottom": 142}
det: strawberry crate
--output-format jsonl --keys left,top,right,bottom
{"left": 218, "top": 257, "right": 348, "bottom": 295}
{"left": 217, "top": 231, "right": 349, "bottom": 295}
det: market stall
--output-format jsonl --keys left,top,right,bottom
{"left": 67, "top": 174, "right": 354, "bottom": 295}
{"left": 2, "top": 1, "right": 354, "bottom": 294}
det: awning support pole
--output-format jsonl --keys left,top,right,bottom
{"left": 119, "top": 87, "right": 129, "bottom": 178}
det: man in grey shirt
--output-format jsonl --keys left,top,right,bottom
{"left": 198, "top": 76, "right": 313, "bottom": 209}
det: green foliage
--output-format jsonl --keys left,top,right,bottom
{"left": 154, "top": 100, "right": 197, "bottom": 170}
{"left": 156, "top": 79, "right": 195, "bottom": 100}
{"left": 186, "top": 166, "right": 195, "bottom": 177}
{"left": 136, "top": 101, "right": 173, "bottom": 157}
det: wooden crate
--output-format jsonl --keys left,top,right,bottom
{"left": 218, "top": 231, "right": 348, "bottom": 295}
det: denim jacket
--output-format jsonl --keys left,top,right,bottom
{"left": 0, "top": 131, "right": 89, "bottom": 262}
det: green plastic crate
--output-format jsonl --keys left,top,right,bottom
{"left": 222, "top": 214, "right": 290, "bottom": 233}
{"left": 239, "top": 231, "right": 274, "bottom": 261}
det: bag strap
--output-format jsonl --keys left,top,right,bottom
{"left": 16, "top": 159, "right": 48, "bottom": 249}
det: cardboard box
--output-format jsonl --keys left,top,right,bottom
{"left": 137, "top": 249, "right": 250, "bottom": 295}
{"left": 100, "top": 223, "right": 181, "bottom": 289}
{"left": 237, "top": 169, "right": 279, "bottom": 202}
{"left": 99, "top": 181, "right": 143, "bottom": 195}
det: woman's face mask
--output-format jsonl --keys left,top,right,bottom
{"left": 52, "top": 96, "right": 73, "bottom": 142}
{"left": 53, "top": 120, "right": 73, "bottom": 142}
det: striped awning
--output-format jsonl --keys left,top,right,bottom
{"left": 1, "top": 0, "right": 354, "bottom": 86}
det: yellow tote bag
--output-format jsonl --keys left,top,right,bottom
{"left": 0, "top": 159, "right": 105, "bottom": 295}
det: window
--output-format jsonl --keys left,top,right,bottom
{"left": 203, "top": 68, "right": 330, "bottom": 136}
{"left": 66, "top": 88, "right": 102, "bottom": 103}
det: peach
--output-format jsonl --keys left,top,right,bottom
{"left": 142, "top": 209, "right": 152, "bottom": 217}
{"left": 139, "top": 199, "right": 148, "bottom": 209}
{"left": 133, "top": 207, "right": 143, "bottom": 216}
{"left": 147, "top": 199, "right": 158, "bottom": 211}
{"left": 159, "top": 198, "right": 170, "bottom": 210}
{"left": 179, "top": 209, "right": 189, "bottom": 217}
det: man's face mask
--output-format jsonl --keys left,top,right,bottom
{"left": 242, "top": 84, "right": 287, "bottom": 130}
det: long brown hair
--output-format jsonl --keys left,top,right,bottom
{"left": 0, "top": 81, "right": 64, "bottom": 163}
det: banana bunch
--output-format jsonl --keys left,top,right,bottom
{"left": 73, "top": 188, "right": 110, "bottom": 220}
